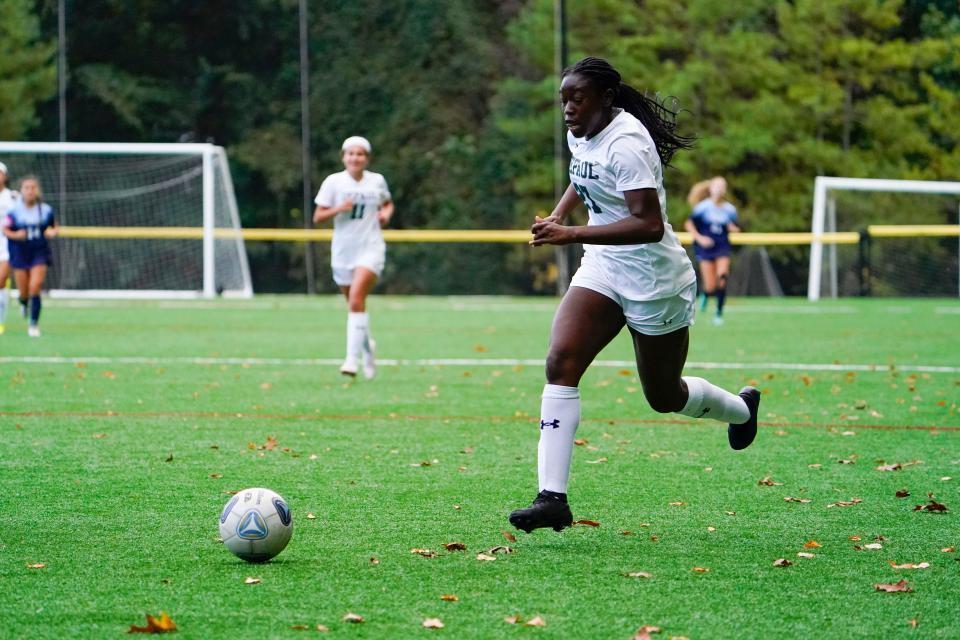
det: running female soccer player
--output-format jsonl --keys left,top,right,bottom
{"left": 509, "top": 57, "right": 760, "bottom": 534}
{"left": 685, "top": 176, "right": 741, "bottom": 325}
{"left": 0, "top": 162, "right": 17, "bottom": 334}
{"left": 1, "top": 175, "right": 57, "bottom": 337}
{"left": 313, "top": 136, "right": 394, "bottom": 379}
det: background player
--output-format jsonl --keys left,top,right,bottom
{"left": 508, "top": 57, "right": 761, "bottom": 534}
{"left": 684, "top": 176, "right": 741, "bottom": 325}
{"left": 313, "top": 136, "right": 394, "bottom": 379}
{"left": 1, "top": 176, "right": 57, "bottom": 337}
{"left": 0, "top": 162, "right": 17, "bottom": 334}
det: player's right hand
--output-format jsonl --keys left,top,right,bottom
{"left": 696, "top": 236, "right": 715, "bottom": 248}
{"left": 339, "top": 198, "right": 354, "bottom": 213}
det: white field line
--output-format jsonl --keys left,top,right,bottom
{"left": 1, "top": 355, "right": 958, "bottom": 374}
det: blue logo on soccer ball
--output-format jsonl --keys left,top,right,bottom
{"left": 273, "top": 498, "right": 292, "bottom": 526}
{"left": 220, "top": 495, "right": 239, "bottom": 524}
{"left": 236, "top": 510, "right": 269, "bottom": 540}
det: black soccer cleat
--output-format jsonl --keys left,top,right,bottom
{"left": 509, "top": 490, "right": 573, "bottom": 533}
{"left": 728, "top": 386, "right": 761, "bottom": 450}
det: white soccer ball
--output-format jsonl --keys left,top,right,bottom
{"left": 219, "top": 487, "right": 293, "bottom": 563}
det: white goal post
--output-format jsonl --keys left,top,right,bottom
{"left": 0, "top": 141, "right": 253, "bottom": 299}
{"left": 808, "top": 176, "right": 960, "bottom": 301}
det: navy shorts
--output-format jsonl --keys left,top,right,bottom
{"left": 694, "top": 245, "right": 732, "bottom": 262}
{"left": 9, "top": 244, "right": 51, "bottom": 269}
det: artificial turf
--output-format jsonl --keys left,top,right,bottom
{"left": 1, "top": 295, "right": 958, "bottom": 638}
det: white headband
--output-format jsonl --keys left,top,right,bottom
{"left": 0, "top": 162, "right": 7, "bottom": 175}
{"left": 341, "top": 136, "right": 371, "bottom": 153}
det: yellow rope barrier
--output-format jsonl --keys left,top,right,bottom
{"left": 55, "top": 225, "right": 957, "bottom": 245}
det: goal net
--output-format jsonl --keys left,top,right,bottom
{"left": 0, "top": 142, "right": 252, "bottom": 298}
{"left": 808, "top": 177, "right": 960, "bottom": 300}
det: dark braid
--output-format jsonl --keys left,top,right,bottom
{"left": 563, "top": 57, "right": 695, "bottom": 166}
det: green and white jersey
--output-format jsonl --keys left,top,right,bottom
{"left": 567, "top": 109, "right": 695, "bottom": 301}
{"left": 315, "top": 170, "right": 391, "bottom": 268}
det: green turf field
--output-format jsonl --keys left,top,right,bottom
{"left": 2, "top": 296, "right": 958, "bottom": 639}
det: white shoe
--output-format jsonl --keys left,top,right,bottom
{"left": 362, "top": 338, "right": 377, "bottom": 380}
{"left": 339, "top": 358, "right": 358, "bottom": 377}
{"left": 28, "top": 325, "right": 40, "bottom": 338}
{"left": 712, "top": 315, "right": 725, "bottom": 326}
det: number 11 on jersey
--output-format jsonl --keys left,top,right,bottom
{"left": 572, "top": 183, "right": 602, "bottom": 214}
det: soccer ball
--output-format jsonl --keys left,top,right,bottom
{"left": 219, "top": 487, "right": 293, "bottom": 563}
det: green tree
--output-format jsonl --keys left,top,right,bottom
{"left": 0, "top": 0, "right": 56, "bottom": 138}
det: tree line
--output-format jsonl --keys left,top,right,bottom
{"left": 5, "top": 0, "right": 959, "bottom": 294}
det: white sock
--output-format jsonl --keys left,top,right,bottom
{"left": 677, "top": 376, "right": 750, "bottom": 423}
{"left": 361, "top": 318, "right": 373, "bottom": 354}
{"left": 0, "top": 289, "right": 6, "bottom": 324}
{"left": 537, "top": 384, "right": 580, "bottom": 494}
{"left": 345, "top": 312, "right": 368, "bottom": 362}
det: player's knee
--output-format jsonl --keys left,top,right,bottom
{"left": 347, "top": 298, "right": 366, "bottom": 313}
{"left": 544, "top": 347, "right": 584, "bottom": 386}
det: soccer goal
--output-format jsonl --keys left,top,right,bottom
{"left": 0, "top": 142, "right": 253, "bottom": 298}
{"left": 808, "top": 176, "right": 960, "bottom": 301}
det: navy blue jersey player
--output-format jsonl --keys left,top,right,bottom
{"left": 1, "top": 176, "right": 57, "bottom": 337}
{"left": 684, "top": 177, "right": 740, "bottom": 325}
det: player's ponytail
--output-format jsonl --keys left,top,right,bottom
{"left": 686, "top": 179, "right": 711, "bottom": 206}
{"left": 563, "top": 57, "right": 695, "bottom": 167}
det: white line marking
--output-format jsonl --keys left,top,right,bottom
{"left": 935, "top": 306, "right": 960, "bottom": 314}
{"left": 1, "top": 356, "right": 957, "bottom": 373}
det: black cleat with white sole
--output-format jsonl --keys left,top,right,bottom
{"left": 728, "top": 386, "right": 760, "bottom": 450}
{"left": 509, "top": 490, "right": 573, "bottom": 533}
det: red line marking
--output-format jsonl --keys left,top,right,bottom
{"left": 1, "top": 410, "right": 957, "bottom": 431}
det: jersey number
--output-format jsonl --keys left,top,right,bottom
{"left": 572, "top": 184, "right": 602, "bottom": 214}
{"left": 349, "top": 203, "right": 365, "bottom": 219}
{"left": 26, "top": 226, "right": 42, "bottom": 241}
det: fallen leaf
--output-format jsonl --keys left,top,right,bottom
{"left": 691, "top": 567, "right": 709, "bottom": 573}
{"left": 669, "top": 501, "right": 686, "bottom": 507}
{"left": 942, "top": 547, "right": 956, "bottom": 553}
{"left": 164, "top": 453, "right": 173, "bottom": 463}
{"left": 306, "top": 513, "right": 316, "bottom": 520}
{"left": 874, "top": 579, "right": 912, "bottom": 593}
{"left": 808, "top": 463, "right": 822, "bottom": 469}
{"left": 128, "top": 612, "right": 177, "bottom": 634}
{"left": 827, "top": 499, "right": 863, "bottom": 508}
{"left": 622, "top": 571, "right": 653, "bottom": 579}
{"left": 574, "top": 519, "right": 601, "bottom": 527}
{"left": 412, "top": 548, "right": 439, "bottom": 557}
{"left": 804, "top": 541, "right": 822, "bottom": 548}
{"left": 941, "top": 477, "right": 953, "bottom": 482}
{"left": 259, "top": 382, "right": 272, "bottom": 390}
{"left": 725, "top": 511, "right": 737, "bottom": 516}
{"left": 888, "top": 561, "right": 930, "bottom": 569}
{"left": 488, "top": 546, "right": 513, "bottom": 555}
{"left": 864, "top": 543, "right": 883, "bottom": 550}
{"left": 620, "top": 531, "right": 634, "bottom": 536}
{"left": 784, "top": 497, "right": 812, "bottom": 503}
{"left": 773, "top": 558, "right": 793, "bottom": 567}
{"left": 442, "top": 542, "right": 466, "bottom": 552}
{"left": 574, "top": 439, "right": 588, "bottom": 446}
{"left": 849, "top": 535, "right": 862, "bottom": 541}
{"left": 633, "top": 625, "right": 662, "bottom": 640}
{"left": 27, "top": 563, "right": 46, "bottom": 569}
{"left": 244, "top": 577, "right": 261, "bottom": 584}
{"left": 343, "top": 612, "right": 364, "bottom": 623}
{"left": 504, "top": 615, "right": 522, "bottom": 624}
{"left": 440, "top": 595, "right": 459, "bottom": 602}
{"left": 585, "top": 457, "right": 608, "bottom": 464}
{"left": 909, "top": 618, "right": 919, "bottom": 628}
{"left": 502, "top": 531, "right": 517, "bottom": 542}
{"left": 92, "top": 433, "right": 108, "bottom": 439}
{"left": 914, "top": 499, "right": 948, "bottom": 512}
{"left": 707, "top": 527, "right": 716, "bottom": 532}
{"left": 369, "top": 556, "right": 379, "bottom": 565}
{"left": 837, "top": 459, "right": 855, "bottom": 465}
{"left": 524, "top": 615, "right": 547, "bottom": 628}
{"left": 422, "top": 618, "right": 444, "bottom": 629}
{"left": 758, "top": 476, "right": 783, "bottom": 486}
{"left": 797, "top": 552, "right": 815, "bottom": 559}
{"left": 895, "top": 490, "right": 910, "bottom": 498}
{"left": 208, "top": 473, "right": 223, "bottom": 479}
{"left": 476, "top": 553, "right": 496, "bottom": 561}
{"left": 263, "top": 436, "right": 279, "bottom": 451}
{"left": 290, "top": 624, "right": 329, "bottom": 632}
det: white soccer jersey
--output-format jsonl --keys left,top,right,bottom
{"left": 567, "top": 109, "right": 695, "bottom": 301}
{"left": 0, "top": 188, "right": 15, "bottom": 261}
{"left": 315, "top": 170, "right": 391, "bottom": 269}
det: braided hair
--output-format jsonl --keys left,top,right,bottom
{"left": 563, "top": 57, "right": 694, "bottom": 167}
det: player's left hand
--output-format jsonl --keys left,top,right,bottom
{"left": 378, "top": 211, "right": 390, "bottom": 227}
{"left": 45, "top": 227, "right": 59, "bottom": 238}
{"left": 530, "top": 216, "right": 573, "bottom": 246}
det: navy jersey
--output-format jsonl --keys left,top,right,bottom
{"left": 690, "top": 198, "right": 737, "bottom": 254}
{"left": 4, "top": 200, "right": 55, "bottom": 248}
